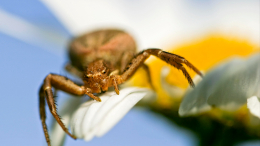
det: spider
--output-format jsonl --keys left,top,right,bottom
{"left": 39, "top": 29, "right": 203, "bottom": 146}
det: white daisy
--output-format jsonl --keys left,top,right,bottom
{"left": 178, "top": 54, "right": 260, "bottom": 117}
{"left": 49, "top": 87, "right": 149, "bottom": 146}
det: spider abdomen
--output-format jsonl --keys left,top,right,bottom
{"left": 69, "top": 29, "right": 137, "bottom": 71}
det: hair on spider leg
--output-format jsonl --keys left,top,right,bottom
{"left": 54, "top": 101, "right": 58, "bottom": 106}
{"left": 58, "top": 115, "right": 63, "bottom": 121}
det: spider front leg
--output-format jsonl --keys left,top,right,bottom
{"left": 118, "top": 48, "right": 202, "bottom": 87}
{"left": 39, "top": 74, "right": 100, "bottom": 146}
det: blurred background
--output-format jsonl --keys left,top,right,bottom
{"left": 0, "top": 0, "right": 259, "bottom": 146}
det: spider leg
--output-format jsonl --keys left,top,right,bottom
{"left": 111, "top": 76, "right": 120, "bottom": 94}
{"left": 142, "top": 64, "right": 155, "bottom": 90}
{"left": 39, "top": 74, "right": 100, "bottom": 145}
{"left": 157, "top": 51, "right": 203, "bottom": 77}
{"left": 108, "top": 51, "right": 134, "bottom": 95}
{"left": 174, "top": 62, "right": 195, "bottom": 87}
{"left": 117, "top": 49, "right": 201, "bottom": 87}
{"left": 120, "top": 51, "right": 135, "bottom": 73}
{"left": 39, "top": 85, "right": 51, "bottom": 146}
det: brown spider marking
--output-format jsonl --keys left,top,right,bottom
{"left": 39, "top": 29, "right": 202, "bottom": 146}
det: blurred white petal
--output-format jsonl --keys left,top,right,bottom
{"left": 179, "top": 59, "right": 242, "bottom": 116}
{"left": 179, "top": 54, "right": 260, "bottom": 116}
{"left": 70, "top": 87, "right": 149, "bottom": 141}
{"left": 160, "top": 66, "right": 204, "bottom": 98}
{"left": 160, "top": 66, "right": 185, "bottom": 98}
{"left": 207, "top": 54, "right": 260, "bottom": 110}
{"left": 0, "top": 8, "right": 67, "bottom": 55}
{"left": 192, "top": 73, "right": 204, "bottom": 85}
{"left": 247, "top": 96, "right": 260, "bottom": 119}
{"left": 50, "top": 97, "right": 82, "bottom": 146}
{"left": 41, "top": 0, "right": 259, "bottom": 49}
{"left": 138, "top": 90, "right": 157, "bottom": 104}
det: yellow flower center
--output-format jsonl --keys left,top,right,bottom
{"left": 129, "top": 35, "right": 259, "bottom": 107}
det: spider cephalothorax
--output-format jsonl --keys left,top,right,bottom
{"left": 82, "top": 59, "right": 122, "bottom": 95}
{"left": 39, "top": 29, "right": 203, "bottom": 146}
{"left": 83, "top": 60, "right": 111, "bottom": 93}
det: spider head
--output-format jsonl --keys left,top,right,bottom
{"left": 83, "top": 60, "right": 111, "bottom": 93}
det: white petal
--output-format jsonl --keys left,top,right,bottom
{"left": 0, "top": 8, "right": 67, "bottom": 55}
{"left": 70, "top": 87, "right": 149, "bottom": 141}
{"left": 139, "top": 90, "right": 157, "bottom": 104}
{"left": 160, "top": 66, "right": 204, "bottom": 98}
{"left": 96, "top": 92, "right": 147, "bottom": 137}
{"left": 179, "top": 54, "right": 260, "bottom": 116}
{"left": 247, "top": 96, "right": 260, "bottom": 119}
{"left": 50, "top": 97, "right": 82, "bottom": 146}
{"left": 207, "top": 54, "right": 260, "bottom": 110}
{"left": 41, "top": 0, "right": 259, "bottom": 48}
{"left": 192, "top": 73, "right": 204, "bottom": 85}
{"left": 70, "top": 100, "right": 96, "bottom": 138}
{"left": 179, "top": 59, "right": 239, "bottom": 116}
{"left": 160, "top": 67, "right": 185, "bottom": 98}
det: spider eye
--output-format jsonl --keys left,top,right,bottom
{"left": 102, "top": 69, "right": 106, "bottom": 74}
